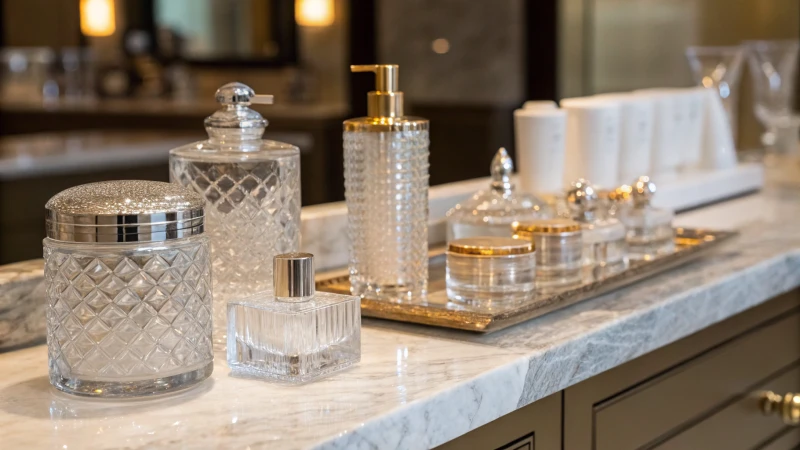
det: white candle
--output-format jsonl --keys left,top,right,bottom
{"left": 513, "top": 108, "right": 567, "bottom": 196}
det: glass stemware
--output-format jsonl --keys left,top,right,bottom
{"left": 685, "top": 46, "right": 744, "bottom": 142}
{"left": 745, "top": 40, "right": 800, "bottom": 156}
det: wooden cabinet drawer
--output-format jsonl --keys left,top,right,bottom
{"left": 565, "top": 292, "right": 800, "bottom": 450}
{"left": 656, "top": 364, "right": 800, "bottom": 449}
{"left": 593, "top": 311, "right": 800, "bottom": 449}
{"left": 437, "top": 392, "right": 560, "bottom": 450}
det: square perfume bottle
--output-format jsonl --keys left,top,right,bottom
{"left": 227, "top": 253, "right": 361, "bottom": 384}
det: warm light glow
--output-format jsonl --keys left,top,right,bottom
{"left": 80, "top": 0, "right": 116, "bottom": 37}
{"left": 295, "top": 0, "right": 334, "bottom": 27}
{"left": 431, "top": 38, "right": 450, "bottom": 54}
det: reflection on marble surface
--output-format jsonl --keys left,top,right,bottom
{"left": 0, "top": 329, "right": 528, "bottom": 449}
{"left": 0, "top": 260, "right": 45, "bottom": 351}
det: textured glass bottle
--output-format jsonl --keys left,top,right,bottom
{"left": 228, "top": 253, "right": 361, "bottom": 384}
{"left": 344, "top": 65, "right": 429, "bottom": 302}
{"left": 618, "top": 176, "right": 675, "bottom": 260}
{"left": 170, "top": 83, "right": 301, "bottom": 347}
{"left": 43, "top": 181, "right": 213, "bottom": 397}
{"left": 446, "top": 147, "right": 550, "bottom": 242}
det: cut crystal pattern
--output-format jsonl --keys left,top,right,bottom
{"left": 343, "top": 130, "right": 429, "bottom": 302}
{"left": 44, "top": 237, "right": 213, "bottom": 382}
{"left": 170, "top": 156, "right": 301, "bottom": 346}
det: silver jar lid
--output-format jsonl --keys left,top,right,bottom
{"left": 45, "top": 180, "right": 205, "bottom": 243}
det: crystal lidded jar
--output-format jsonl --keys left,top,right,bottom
{"left": 343, "top": 64, "right": 429, "bottom": 302}
{"left": 43, "top": 180, "right": 213, "bottom": 397}
{"left": 565, "top": 179, "right": 627, "bottom": 268}
{"left": 169, "top": 83, "right": 301, "bottom": 348}
{"left": 446, "top": 147, "right": 550, "bottom": 242}
{"left": 513, "top": 219, "right": 583, "bottom": 289}
{"left": 618, "top": 176, "right": 675, "bottom": 260}
{"left": 227, "top": 253, "right": 361, "bottom": 384}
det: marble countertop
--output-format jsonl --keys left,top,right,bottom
{"left": 2, "top": 183, "right": 800, "bottom": 449}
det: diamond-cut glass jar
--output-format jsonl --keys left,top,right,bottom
{"left": 43, "top": 180, "right": 213, "bottom": 397}
{"left": 169, "top": 83, "right": 301, "bottom": 348}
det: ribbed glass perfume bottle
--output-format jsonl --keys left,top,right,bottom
{"left": 227, "top": 253, "right": 361, "bottom": 384}
{"left": 169, "top": 83, "right": 301, "bottom": 348}
{"left": 343, "top": 65, "right": 430, "bottom": 302}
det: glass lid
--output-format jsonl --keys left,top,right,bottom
{"left": 447, "top": 148, "right": 550, "bottom": 224}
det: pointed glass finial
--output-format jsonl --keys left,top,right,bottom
{"left": 490, "top": 148, "right": 514, "bottom": 193}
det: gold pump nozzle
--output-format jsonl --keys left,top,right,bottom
{"left": 351, "top": 64, "right": 404, "bottom": 118}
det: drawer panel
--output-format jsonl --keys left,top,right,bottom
{"left": 594, "top": 311, "right": 800, "bottom": 450}
{"left": 656, "top": 364, "right": 800, "bottom": 450}
{"left": 761, "top": 428, "right": 800, "bottom": 450}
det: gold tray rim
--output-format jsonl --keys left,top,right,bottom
{"left": 316, "top": 228, "right": 737, "bottom": 333}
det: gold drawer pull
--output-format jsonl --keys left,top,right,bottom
{"left": 761, "top": 391, "right": 800, "bottom": 425}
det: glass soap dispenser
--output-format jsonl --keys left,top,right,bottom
{"left": 227, "top": 253, "right": 361, "bottom": 384}
{"left": 446, "top": 147, "right": 549, "bottom": 242}
{"left": 566, "top": 179, "right": 627, "bottom": 268}
{"left": 170, "top": 82, "right": 301, "bottom": 348}
{"left": 618, "top": 176, "right": 675, "bottom": 260}
{"left": 343, "top": 64, "right": 429, "bottom": 302}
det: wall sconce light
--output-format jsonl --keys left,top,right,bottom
{"left": 80, "top": 0, "right": 116, "bottom": 37}
{"left": 295, "top": 0, "right": 335, "bottom": 27}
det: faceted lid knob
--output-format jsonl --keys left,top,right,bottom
{"left": 631, "top": 175, "right": 656, "bottom": 207}
{"left": 490, "top": 148, "right": 515, "bottom": 193}
{"left": 215, "top": 82, "right": 274, "bottom": 106}
{"left": 205, "top": 82, "right": 274, "bottom": 135}
{"left": 274, "top": 253, "right": 315, "bottom": 300}
{"left": 566, "top": 178, "right": 599, "bottom": 218}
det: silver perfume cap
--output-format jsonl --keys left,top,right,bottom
{"left": 45, "top": 180, "right": 205, "bottom": 243}
{"left": 204, "top": 82, "right": 274, "bottom": 139}
{"left": 274, "top": 253, "right": 315, "bottom": 299}
{"left": 490, "top": 147, "right": 515, "bottom": 193}
{"left": 631, "top": 175, "right": 657, "bottom": 208}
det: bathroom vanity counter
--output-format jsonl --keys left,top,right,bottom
{"left": 2, "top": 184, "right": 800, "bottom": 449}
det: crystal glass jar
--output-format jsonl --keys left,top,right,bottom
{"left": 618, "top": 176, "right": 675, "bottom": 260}
{"left": 513, "top": 219, "right": 583, "bottom": 289}
{"left": 446, "top": 147, "right": 550, "bottom": 242}
{"left": 566, "top": 179, "right": 627, "bottom": 268}
{"left": 170, "top": 83, "right": 301, "bottom": 348}
{"left": 43, "top": 181, "right": 213, "bottom": 397}
{"left": 446, "top": 237, "right": 535, "bottom": 307}
{"left": 228, "top": 253, "right": 361, "bottom": 384}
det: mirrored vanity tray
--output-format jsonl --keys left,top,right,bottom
{"left": 315, "top": 228, "right": 737, "bottom": 333}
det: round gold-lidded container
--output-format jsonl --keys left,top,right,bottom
{"left": 446, "top": 236, "right": 536, "bottom": 306}
{"left": 513, "top": 219, "right": 583, "bottom": 288}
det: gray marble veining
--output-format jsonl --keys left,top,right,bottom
{"left": 0, "top": 260, "right": 45, "bottom": 351}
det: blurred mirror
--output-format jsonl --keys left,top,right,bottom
{"left": 152, "top": 0, "right": 296, "bottom": 65}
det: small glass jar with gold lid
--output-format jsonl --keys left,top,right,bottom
{"left": 513, "top": 218, "right": 583, "bottom": 288}
{"left": 446, "top": 237, "right": 535, "bottom": 306}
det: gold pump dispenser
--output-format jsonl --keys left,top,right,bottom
{"left": 345, "top": 64, "right": 428, "bottom": 132}
{"left": 342, "top": 63, "right": 430, "bottom": 302}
